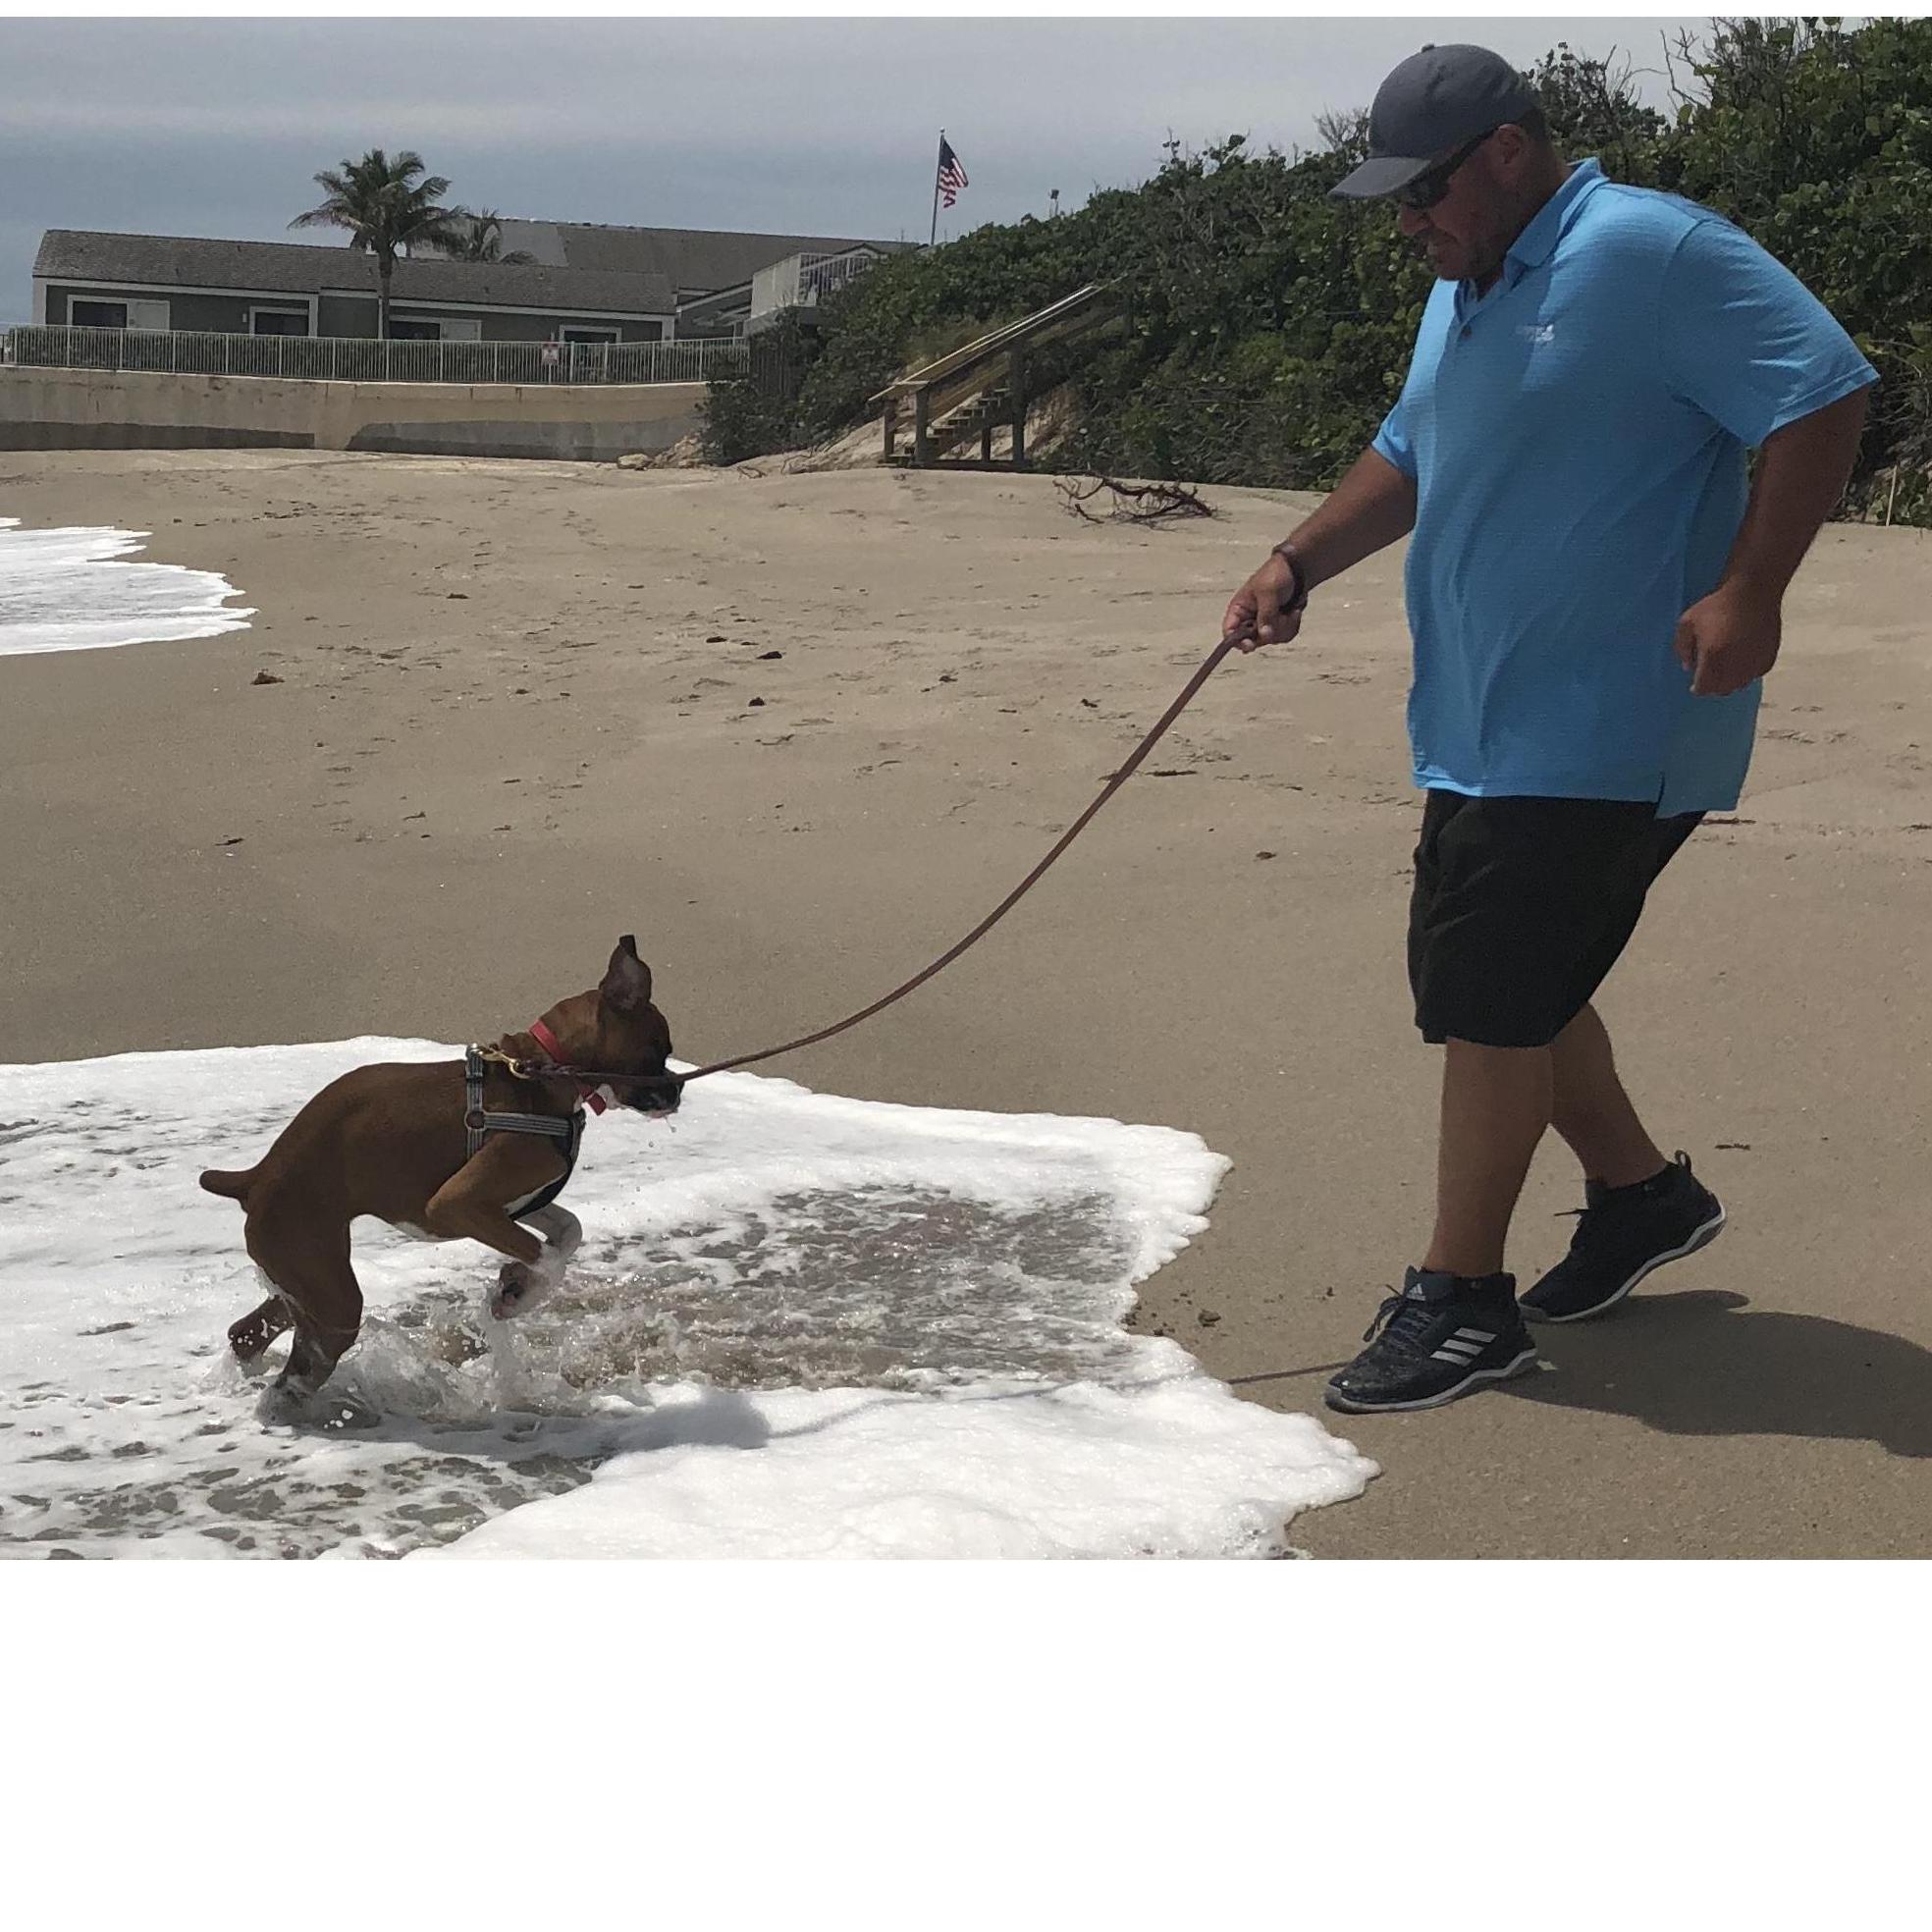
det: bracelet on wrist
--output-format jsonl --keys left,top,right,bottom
{"left": 1270, "top": 544, "right": 1312, "bottom": 612}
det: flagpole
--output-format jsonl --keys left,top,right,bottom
{"left": 930, "top": 129, "right": 944, "bottom": 247}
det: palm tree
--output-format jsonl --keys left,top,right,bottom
{"left": 440, "top": 209, "right": 536, "bottom": 266}
{"left": 290, "top": 149, "right": 466, "bottom": 339}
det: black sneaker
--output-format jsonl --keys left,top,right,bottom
{"left": 1324, "top": 1268, "right": 1539, "bottom": 1415}
{"left": 1519, "top": 1152, "right": 1725, "bottom": 1324}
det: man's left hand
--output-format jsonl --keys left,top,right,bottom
{"left": 1674, "top": 583, "right": 1784, "bottom": 697}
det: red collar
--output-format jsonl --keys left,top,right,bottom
{"left": 528, "top": 1017, "right": 607, "bottom": 1114}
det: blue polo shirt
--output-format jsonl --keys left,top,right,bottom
{"left": 1372, "top": 159, "right": 1878, "bottom": 814}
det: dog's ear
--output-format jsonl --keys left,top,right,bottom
{"left": 601, "top": 937, "right": 653, "bottom": 1012}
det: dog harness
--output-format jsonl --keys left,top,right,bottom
{"left": 463, "top": 1046, "right": 584, "bottom": 1219}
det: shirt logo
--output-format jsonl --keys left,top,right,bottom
{"left": 1518, "top": 323, "right": 1556, "bottom": 346}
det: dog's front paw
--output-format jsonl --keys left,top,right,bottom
{"left": 491, "top": 1256, "right": 563, "bottom": 1322}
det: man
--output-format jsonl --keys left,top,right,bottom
{"left": 1222, "top": 44, "right": 1878, "bottom": 1415}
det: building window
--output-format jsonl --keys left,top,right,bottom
{"left": 249, "top": 307, "right": 310, "bottom": 337}
{"left": 390, "top": 317, "right": 482, "bottom": 342}
{"left": 70, "top": 296, "right": 170, "bottom": 331}
{"left": 561, "top": 327, "right": 619, "bottom": 346}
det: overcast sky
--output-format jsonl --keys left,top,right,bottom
{"left": 1, "top": 15, "right": 1712, "bottom": 316}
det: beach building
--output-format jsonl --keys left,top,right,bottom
{"left": 32, "top": 232, "right": 675, "bottom": 345}
{"left": 6, "top": 219, "right": 906, "bottom": 459}
{"left": 475, "top": 218, "right": 898, "bottom": 337}
{"left": 30, "top": 223, "right": 901, "bottom": 344}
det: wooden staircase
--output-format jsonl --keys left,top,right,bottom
{"left": 873, "top": 283, "right": 1125, "bottom": 469}
{"left": 923, "top": 384, "right": 1013, "bottom": 458}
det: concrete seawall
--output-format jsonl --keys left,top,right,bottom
{"left": 0, "top": 365, "right": 707, "bottom": 461}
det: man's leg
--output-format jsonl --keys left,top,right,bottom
{"left": 1325, "top": 1033, "right": 1544, "bottom": 1415}
{"left": 1328, "top": 793, "right": 1653, "bottom": 1413}
{"left": 1522, "top": 999, "right": 1727, "bottom": 1323}
{"left": 1548, "top": 1002, "right": 1667, "bottom": 1189}
{"left": 1422, "top": 1038, "right": 1553, "bottom": 1279}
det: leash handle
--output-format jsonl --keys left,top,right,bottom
{"left": 677, "top": 630, "right": 1246, "bottom": 1083}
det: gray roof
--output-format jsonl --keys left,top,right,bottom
{"left": 491, "top": 220, "right": 906, "bottom": 295}
{"left": 34, "top": 230, "right": 674, "bottom": 316}
{"left": 676, "top": 284, "right": 753, "bottom": 323}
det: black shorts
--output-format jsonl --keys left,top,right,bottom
{"left": 1408, "top": 791, "right": 1703, "bottom": 1049}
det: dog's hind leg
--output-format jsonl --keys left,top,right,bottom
{"left": 228, "top": 1289, "right": 295, "bottom": 1365}
{"left": 258, "top": 1300, "right": 364, "bottom": 1424}
{"left": 233, "top": 1232, "right": 299, "bottom": 1365}
{"left": 247, "top": 1231, "right": 365, "bottom": 1425}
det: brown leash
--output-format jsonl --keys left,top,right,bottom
{"left": 669, "top": 629, "right": 1247, "bottom": 1085}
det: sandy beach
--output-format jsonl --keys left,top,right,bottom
{"left": 3, "top": 446, "right": 1929, "bottom": 1558}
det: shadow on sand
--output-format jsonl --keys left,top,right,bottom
{"left": 1502, "top": 1288, "right": 1932, "bottom": 1457}
{"left": 1228, "top": 1289, "right": 1932, "bottom": 1461}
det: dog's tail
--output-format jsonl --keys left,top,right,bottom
{"left": 198, "top": 1167, "right": 257, "bottom": 1204}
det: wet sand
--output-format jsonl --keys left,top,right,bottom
{"left": 3, "top": 447, "right": 1929, "bottom": 1557}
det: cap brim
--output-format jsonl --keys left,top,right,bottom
{"left": 1328, "top": 153, "right": 1435, "bottom": 201}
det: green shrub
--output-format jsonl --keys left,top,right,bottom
{"left": 713, "top": 20, "right": 1932, "bottom": 523}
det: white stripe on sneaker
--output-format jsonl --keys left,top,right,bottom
{"left": 1327, "top": 1345, "right": 1541, "bottom": 1414}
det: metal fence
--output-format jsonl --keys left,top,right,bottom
{"left": 801, "top": 248, "right": 880, "bottom": 305}
{"left": 748, "top": 246, "right": 882, "bottom": 331}
{"left": 1, "top": 325, "right": 750, "bottom": 387}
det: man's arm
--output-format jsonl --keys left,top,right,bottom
{"left": 1675, "top": 386, "right": 1871, "bottom": 696}
{"left": 1224, "top": 447, "right": 1419, "bottom": 652}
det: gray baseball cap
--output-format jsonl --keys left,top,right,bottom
{"left": 1329, "top": 43, "right": 1541, "bottom": 200}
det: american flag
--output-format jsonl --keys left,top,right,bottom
{"left": 937, "top": 136, "right": 969, "bottom": 209}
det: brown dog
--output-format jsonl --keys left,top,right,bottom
{"left": 199, "top": 936, "right": 680, "bottom": 1422}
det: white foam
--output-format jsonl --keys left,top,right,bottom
{"left": 0, "top": 515, "right": 254, "bottom": 655}
{"left": 434, "top": 1379, "right": 1371, "bottom": 1560}
{"left": 0, "top": 1041, "right": 1374, "bottom": 1558}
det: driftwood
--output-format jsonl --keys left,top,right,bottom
{"left": 1056, "top": 474, "right": 1216, "bottom": 525}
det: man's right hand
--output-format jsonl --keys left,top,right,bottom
{"left": 1223, "top": 551, "right": 1306, "bottom": 654}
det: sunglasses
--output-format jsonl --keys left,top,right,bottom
{"left": 1393, "top": 129, "right": 1499, "bottom": 211}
